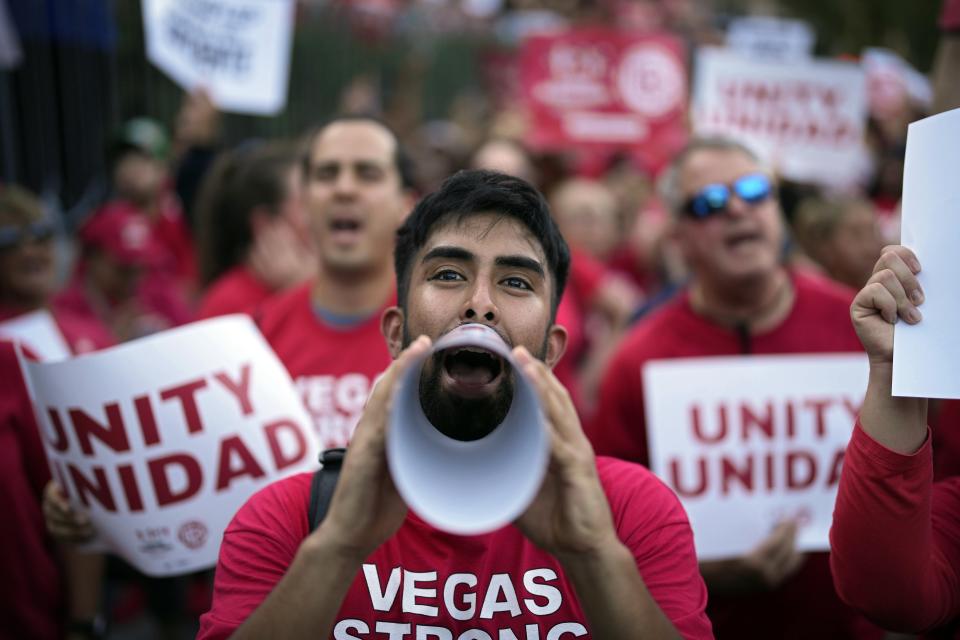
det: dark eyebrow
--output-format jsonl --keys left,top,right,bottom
{"left": 421, "top": 246, "right": 545, "bottom": 278}
{"left": 312, "top": 159, "right": 387, "bottom": 170}
{"left": 354, "top": 160, "right": 386, "bottom": 171}
{"left": 421, "top": 246, "right": 475, "bottom": 263}
{"left": 496, "top": 255, "right": 545, "bottom": 278}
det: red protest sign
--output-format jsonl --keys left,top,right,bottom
{"left": 519, "top": 29, "right": 688, "bottom": 173}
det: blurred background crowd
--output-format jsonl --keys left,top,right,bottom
{"left": 1, "top": 0, "right": 958, "bottom": 638}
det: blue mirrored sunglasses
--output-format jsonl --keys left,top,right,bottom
{"left": 0, "top": 221, "right": 56, "bottom": 250}
{"left": 683, "top": 173, "right": 773, "bottom": 220}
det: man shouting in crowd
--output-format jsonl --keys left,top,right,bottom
{"left": 590, "top": 137, "right": 874, "bottom": 639}
{"left": 197, "top": 170, "right": 712, "bottom": 639}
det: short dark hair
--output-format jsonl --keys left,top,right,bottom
{"left": 300, "top": 115, "right": 417, "bottom": 191}
{"left": 394, "top": 169, "right": 570, "bottom": 320}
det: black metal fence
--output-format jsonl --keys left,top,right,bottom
{"left": 0, "top": 0, "right": 489, "bottom": 227}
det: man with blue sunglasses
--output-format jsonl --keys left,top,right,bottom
{"left": 591, "top": 137, "right": 877, "bottom": 639}
{"left": 681, "top": 172, "right": 774, "bottom": 221}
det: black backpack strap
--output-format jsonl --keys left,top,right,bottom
{"left": 308, "top": 448, "right": 346, "bottom": 532}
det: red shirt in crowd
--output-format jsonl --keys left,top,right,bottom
{"left": 0, "top": 341, "right": 63, "bottom": 640}
{"left": 590, "top": 270, "right": 877, "bottom": 640}
{"left": 553, "top": 250, "right": 606, "bottom": 413}
{"left": 197, "top": 266, "right": 273, "bottom": 320}
{"left": 54, "top": 271, "right": 192, "bottom": 341}
{"left": 197, "top": 457, "right": 713, "bottom": 639}
{"left": 148, "top": 192, "right": 199, "bottom": 290}
{"left": 607, "top": 242, "right": 658, "bottom": 294}
{"left": 0, "top": 305, "right": 115, "bottom": 355}
{"left": 831, "top": 423, "right": 960, "bottom": 638}
{"left": 256, "top": 282, "right": 394, "bottom": 450}
{"left": 94, "top": 194, "right": 198, "bottom": 291}
{"left": 930, "top": 400, "right": 960, "bottom": 482}
{"left": 942, "top": 0, "right": 960, "bottom": 30}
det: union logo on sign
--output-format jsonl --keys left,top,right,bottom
{"left": 617, "top": 44, "right": 685, "bottom": 118}
{"left": 178, "top": 520, "right": 209, "bottom": 550}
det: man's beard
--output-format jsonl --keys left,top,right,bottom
{"left": 403, "top": 324, "right": 550, "bottom": 442}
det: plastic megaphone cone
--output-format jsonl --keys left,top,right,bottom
{"left": 387, "top": 324, "right": 549, "bottom": 535}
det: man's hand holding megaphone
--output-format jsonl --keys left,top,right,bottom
{"left": 234, "top": 335, "right": 435, "bottom": 638}
{"left": 511, "top": 346, "right": 679, "bottom": 639}
{"left": 511, "top": 345, "right": 619, "bottom": 558}
{"left": 316, "top": 334, "right": 622, "bottom": 565}
{"left": 317, "top": 334, "right": 434, "bottom": 563}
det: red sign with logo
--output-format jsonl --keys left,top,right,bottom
{"left": 520, "top": 29, "right": 688, "bottom": 173}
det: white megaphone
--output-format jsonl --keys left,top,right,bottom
{"left": 387, "top": 323, "right": 549, "bottom": 535}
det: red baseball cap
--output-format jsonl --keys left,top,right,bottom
{"left": 80, "top": 204, "right": 161, "bottom": 266}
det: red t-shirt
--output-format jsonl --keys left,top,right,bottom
{"left": 197, "top": 456, "right": 712, "bottom": 639}
{"left": 256, "top": 282, "right": 394, "bottom": 450}
{"left": 50, "top": 306, "right": 116, "bottom": 353}
{"left": 943, "top": 0, "right": 960, "bottom": 30}
{"left": 607, "top": 242, "right": 658, "bottom": 294}
{"left": 590, "top": 270, "right": 862, "bottom": 466}
{"left": 197, "top": 266, "right": 273, "bottom": 320}
{"left": 0, "top": 305, "right": 115, "bottom": 355}
{"left": 54, "top": 271, "right": 192, "bottom": 340}
{"left": 831, "top": 424, "right": 960, "bottom": 638}
{"left": 151, "top": 191, "right": 199, "bottom": 290}
{"left": 590, "top": 270, "right": 875, "bottom": 640}
{"left": 0, "top": 341, "right": 64, "bottom": 640}
{"left": 94, "top": 195, "right": 199, "bottom": 292}
{"left": 930, "top": 400, "right": 960, "bottom": 482}
{"left": 553, "top": 250, "right": 606, "bottom": 413}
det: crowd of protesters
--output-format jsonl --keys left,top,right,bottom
{"left": 3, "top": 0, "right": 960, "bottom": 638}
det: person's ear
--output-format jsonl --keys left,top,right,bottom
{"left": 543, "top": 323, "right": 568, "bottom": 369}
{"left": 381, "top": 306, "right": 405, "bottom": 359}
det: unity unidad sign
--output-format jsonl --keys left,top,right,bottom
{"left": 644, "top": 353, "right": 869, "bottom": 560}
{"left": 692, "top": 47, "right": 868, "bottom": 187}
{"left": 19, "top": 315, "right": 319, "bottom": 576}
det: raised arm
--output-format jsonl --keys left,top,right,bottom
{"left": 850, "top": 245, "right": 927, "bottom": 451}
{"left": 830, "top": 245, "right": 960, "bottom": 632}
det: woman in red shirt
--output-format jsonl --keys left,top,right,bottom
{"left": 195, "top": 142, "right": 315, "bottom": 320}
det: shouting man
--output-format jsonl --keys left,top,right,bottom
{"left": 198, "top": 170, "right": 712, "bottom": 639}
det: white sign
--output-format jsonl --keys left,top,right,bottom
{"left": 142, "top": 0, "right": 295, "bottom": 115}
{"left": 0, "top": 310, "right": 72, "bottom": 361}
{"left": 691, "top": 47, "right": 869, "bottom": 187}
{"left": 726, "top": 16, "right": 814, "bottom": 62}
{"left": 644, "top": 353, "right": 868, "bottom": 560}
{"left": 894, "top": 107, "right": 960, "bottom": 399}
{"left": 20, "top": 315, "right": 319, "bottom": 576}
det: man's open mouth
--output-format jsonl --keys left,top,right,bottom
{"left": 724, "top": 230, "right": 763, "bottom": 249}
{"left": 330, "top": 218, "right": 361, "bottom": 231}
{"left": 440, "top": 347, "right": 505, "bottom": 397}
